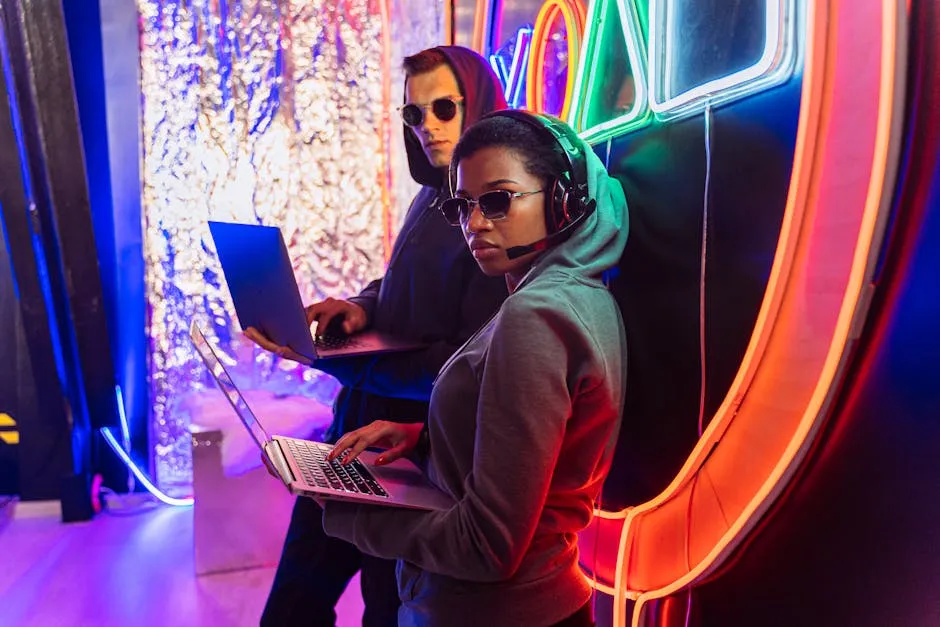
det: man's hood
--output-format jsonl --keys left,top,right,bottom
{"left": 405, "top": 46, "right": 508, "bottom": 188}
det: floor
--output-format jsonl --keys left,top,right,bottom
{"left": 0, "top": 499, "right": 365, "bottom": 627}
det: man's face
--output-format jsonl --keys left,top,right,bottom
{"left": 404, "top": 64, "right": 464, "bottom": 169}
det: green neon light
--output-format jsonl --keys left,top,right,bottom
{"left": 634, "top": 0, "right": 649, "bottom": 39}
{"left": 569, "top": 0, "right": 651, "bottom": 144}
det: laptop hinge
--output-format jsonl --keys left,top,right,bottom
{"left": 266, "top": 440, "right": 296, "bottom": 485}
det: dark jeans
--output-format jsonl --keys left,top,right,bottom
{"left": 261, "top": 497, "right": 400, "bottom": 627}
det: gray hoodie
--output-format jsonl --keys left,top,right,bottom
{"left": 323, "top": 137, "right": 629, "bottom": 627}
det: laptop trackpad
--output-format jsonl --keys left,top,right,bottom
{"left": 365, "top": 454, "right": 454, "bottom": 510}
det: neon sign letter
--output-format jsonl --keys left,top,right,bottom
{"left": 526, "top": 0, "right": 587, "bottom": 120}
{"left": 489, "top": 27, "right": 533, "bottom": 108}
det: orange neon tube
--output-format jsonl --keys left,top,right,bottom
{"left": 526, "top": 0, "right": 586, "bottom": 118}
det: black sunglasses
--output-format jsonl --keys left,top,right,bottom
{"left": 440, "top": 189, "right": 544, "bottom": 226}
{"left": 399, "top": 96, "right": 464, "bottom": 127}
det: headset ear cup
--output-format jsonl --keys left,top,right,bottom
{"left": 549, "top": 178, "right": 569, "bottom": 232}
{"left": 565, "top": 189, "right": 581, "bottom": 222}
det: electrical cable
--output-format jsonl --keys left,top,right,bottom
{"left": 114, "top": 385, "right": 136, "bottom": 493}
{"left": 98, "top": 385, "right": 192, "bottom": 507}
{"left": 683, "top": 100, "right": 714, "bottom": 627}
{"left": 697, "top": 102, "right": 713, "bottom": 438}
{"left": 100, "top": 426, "right": 193, "bottom": 507}
{"left": 97, "top": 485, "right": 160, "bottom": 517}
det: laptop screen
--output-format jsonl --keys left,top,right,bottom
{"left": 189, "top": 321, "right": 271, "bottom": 452}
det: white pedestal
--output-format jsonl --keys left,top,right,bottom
{"left": 188, "top": 390, "right": 333, "bottom": 576}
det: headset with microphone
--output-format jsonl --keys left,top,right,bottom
{"left": 450, "top": 110, "right": 598, "bottom": 260}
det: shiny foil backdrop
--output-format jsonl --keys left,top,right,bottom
{"left": 138, "top": 0, "right": 444, "bottom": 491}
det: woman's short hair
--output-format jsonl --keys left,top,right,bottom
{"left": 451, "top": 114, "right": 568, "bottom": 189}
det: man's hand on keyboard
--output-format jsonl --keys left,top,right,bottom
{"left": 327, "top": 421, "right": 425, "bottom": 467}
{"left": 306, "top": 298, "right": 367, "bottom": 337}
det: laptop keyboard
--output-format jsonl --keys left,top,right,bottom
{"left": 285, "top": 439, "right": 389, "bottom": 498}
{"left": 314, "top": 334, "right": 365, "bottom": 350}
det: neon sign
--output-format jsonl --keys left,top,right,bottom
{"left": 526, "top": 0, "right": 587, "bottom": 120}
{"left": 648, "top": 0, "right": 798, "bottom": 120}
{"left": 568, "top": 0, "right": 650, "bottom": 142}
{"left": 489, "top": 27, "right": 532, "bottom": 108}
{"left": 478, "top": 0, "right": 798, "bottom": 142}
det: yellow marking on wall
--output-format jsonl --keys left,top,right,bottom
{"left": 0, "top": 413, "right": 18, "bottom": 445}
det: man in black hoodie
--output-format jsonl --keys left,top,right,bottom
{"left": 257, "top": 47, "right": 509, "bottom": 627}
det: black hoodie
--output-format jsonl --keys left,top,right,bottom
{"left": 317, "top": 47, "right": 509, "bottom": 440}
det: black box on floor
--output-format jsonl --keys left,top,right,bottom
{"left": 60, "top": 472, "right": 94, "bottom": 522}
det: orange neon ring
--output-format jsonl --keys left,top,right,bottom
{"left": 526, "top": 0, "right": 586, "bottom": 118}
{"left": 569, "top": 3, "right": 907, "bottom": 626}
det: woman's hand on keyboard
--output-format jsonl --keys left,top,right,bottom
{"left": 328, "top": 421, "right": 425, "bottom": 466}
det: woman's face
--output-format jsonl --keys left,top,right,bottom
{"left": 455, "top": 146, "right": 548, "bottom": 283}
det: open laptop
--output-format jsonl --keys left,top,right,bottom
{"left": 208, "top": 220, "right": 425, "bottom": 360}
{"left": 190, "top": 321, "right": 453, "bottom": 511}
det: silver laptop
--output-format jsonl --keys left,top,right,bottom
{"left": 208, "top": 220, "right": 426, "bottom": 360}
{"left": 190, "top": 321, "right": 453, "bottom": 511}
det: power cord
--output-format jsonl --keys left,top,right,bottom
{"left": 697, "top": 101, "right": 714, "bottom": 439}
{"left": 89, "top": 472, "right": 160, "bottom": 516}
{"left": 98, "top": 386, "right": 193, "bottom": 507}
{"left": 98, "top": 485, "right": 160, "bottom": 517}
{"left": 115, "top": 385, "right": 136, "bottom": 494}
{"left": 683, "top": 100, "right": 715, "bottom": 627}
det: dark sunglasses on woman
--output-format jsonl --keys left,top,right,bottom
{"left": 399, "top": 96, "right": 464, "bottom": 127}
{"left": 440, "top": 189, "right": 544, "bottom": 226}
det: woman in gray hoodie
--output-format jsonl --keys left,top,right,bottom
{"left": 322, "top": 111, "right": 629, "bottom": 627}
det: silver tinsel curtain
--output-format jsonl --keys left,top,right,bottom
{"left": 138, "top": 0, "right": 443, "bottom": 491}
